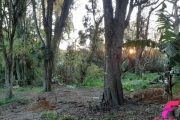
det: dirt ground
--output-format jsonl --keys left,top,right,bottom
{"left": 0, "top": 84, "right": 179, "bottom": 120}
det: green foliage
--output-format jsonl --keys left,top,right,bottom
{"left": 156, "top": 3, "right": 176, "bottom": 42}
{"left": 31, "top": 87, "right": 42, "bottom": 92}
{"left": 156, "top": 2, "right": 180, "bottom": 99}
{"left": 41, "top": 111, "right": 59, "bottom": 120}
{"left": 53, "top": 75, "right": 63, "bottom": 83}
{"left": 76, "top": 64, "right": 104, "bottom": 87}
{"left": 122, "top": 72, "right": 159, "bottom": 91}
{"left": 0, "top": 97, "right": 29, "bottom": 106}
{"left": 13, "top": 87, "right": 27, "bottom": 92}
{"left": 1, "top": 87, "right": 42, "bottom": 92}
{"left": 121, "top": 59, "right": 129, "bottom": 72}
{"left": 0, "top": 88, "right": 5, "bottom": 92}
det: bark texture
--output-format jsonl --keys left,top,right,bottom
{"left": 32, "top": 0, "right": 72, "bottom": 92}
{"left": 102, "top": 0, "right": 149, "bottom": 106}
{"left": 103, "top": 0, "right": 128, "bottom": 106}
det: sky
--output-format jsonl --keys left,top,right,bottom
{"left": 59, "top": 0, "right": 88, "bottom": 50}
{"left": 59, "top": 0, "right": 177, "bottom": 50}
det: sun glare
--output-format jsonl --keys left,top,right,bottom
{"left": 129, "top": 49, "right": 135, "bottom": 54}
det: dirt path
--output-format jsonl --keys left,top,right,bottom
{"left": 0, "top": 84, "right": 178, "bottom": 120}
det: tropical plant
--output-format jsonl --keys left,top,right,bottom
{"left": 153, "top": 2, "right": 180, "bottom": 101}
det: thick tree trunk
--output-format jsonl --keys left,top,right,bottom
{"left": 103, "top": 0, "right": 129, "bottom": 106}
{"left": 5, "top": 61, "right": 13, "bottom": 99}
{"left": 102, "top": 0, "right": 150, "bottom": 106}
{"left": 104, "top": 46, "right": 124, "bottom": 106}
{"left": 43, "top": 58, "right": 53, "bottom": 92}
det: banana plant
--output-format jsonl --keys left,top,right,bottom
{"left": 153, "top": 2, "right": 180, "bottom": 101}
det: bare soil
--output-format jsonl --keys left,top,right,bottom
{"left": 0, "top": 84, "right": 179, "bottom": 120}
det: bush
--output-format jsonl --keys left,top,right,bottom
{"left": 122, "top": 72, "right": 160, "bottom": 91}
{"left": 76, "top": 64, "right": 104, "bottom": 87}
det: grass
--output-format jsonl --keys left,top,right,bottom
{"left": 76, "top": 72, "right": 160, "bottom": 90}
{"left": 0, "top": 86, "right": 43, "bottom": 93}
{"left": 0, "top": 88, "right": 5, "bottom": 92}
{"left": 31, "top": 87, "right": 43, "bottom": 92}
{"left": 122, "top": 72, "right": 161, "bottom": 92}
{"left": 41, "top": 111, "right": 115, "bottom": 120}
{"left": 41, "top": 111, "right": 77, "bottom": 120}
{"left": 0, "top": 97, "right": 29, "bottom": 106}
{"left": 13, "top": 86, "right": 42, "bottom": 92}
{"left": 76, "top": 78, "right": 103, "bottom": 87}
{"left": 0, "top": 72, "right": 161, "bottom": 94}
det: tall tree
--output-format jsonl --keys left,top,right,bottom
{"left": 0, "top": 0, "right": 27, "bottom": 99}
{"left": 102, "top": 0, "right": 149, "bottom": 106}
{"left": 77, "top": 0, "right": 104, "bottom": 83}
{"left": 31, "top": 0, "right": 72, "bottom": 91}
{"left": 134, "top": 0, "right": 163, "bottom": 75}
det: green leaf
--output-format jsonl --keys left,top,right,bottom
{"left": 121, "top": 59, "right": 129, "bottom": 72}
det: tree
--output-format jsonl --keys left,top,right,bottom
{"left": 31, "top": 0, "right": 72, "bottom": 91}
{"left": 132, "top": 0, "right": 165, "bottom": 75}
{"left": 0, "top": 0, "right": 27, "bottom": 99}
{"left": 102, "top": 0, "right": 149, "bottom": 106}
{"left": 77, "top": 0, "right": 104, "bottom": 83}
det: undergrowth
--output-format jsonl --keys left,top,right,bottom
{"left": 0, "top": 97, "right": 29, "bottom": 106}
{"left": 75, "top": 71, "right": 160, "bottom": 91}
{"left": 41, "top": 111, "right": 115, "bottom": 120}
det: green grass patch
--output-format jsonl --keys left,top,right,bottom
{"left": 0, "top": 88, "right": 5, "bottom": 93}
{"left": 41, "top": 111, "right": 115, "bottom": 120}
{"left": 122, "top": 72, "right": 161, "bottom": 92}
{"left": 41, "top": 111, "right": 77, "bottom": 120}
{"left": 76, "top": 78, "right": 103, "bottom": 87}
{"left": 12, "top": 86, "right": 42, "bottom": 92}
{"left": 0, "top": 97, "right": 29, "bottom": 106}
{"left": 13, "top": 87, "right": 27, "bottom": 92}
{"left": 31, "top": 87, "right": 42, "bottom": 92}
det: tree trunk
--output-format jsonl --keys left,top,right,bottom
{"left": 103, "top": 0, "right": 129, "bottom": 106}
{"left": 102, "top": 0, "right": 149, "bottom": 106}
{"left": 135, "top": 5, "right": 142, "bottom": 75}
{"left": 38, "top": 0, "right": 71, "bottom": 92}
{"left": 5, "top": 60, "right": 13, "bottom": 99}
{"left": 135, "top": 47, "right": 142, "bottom": 75}
{"left": 104, "top": 46, "right": 124, "bottom": 106}
{"left": 43, "top": 59, "right": 53, "bottom": 92}
{"left": 15, "top": 58, "right": 21, "bottom": 83}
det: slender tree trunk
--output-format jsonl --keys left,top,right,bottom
{"left": 135, "top": 5, "right": 142, "bottom": 75}
{"left": 15, "top": 58, "right": 21, "bottom": 83}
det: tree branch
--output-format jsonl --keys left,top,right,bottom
{"left": 54, "top": 0, "right": 72, "bottom": 43}
{"left": 31, "top": 0, "right": 45, "bottom": 46}
{"left": 41, "top": 0, "right": 46, "bottom": 27}
{"left": 133, "top": 0, "right": 148, "bottom": 6}
{"left": 142, "top": 0, "right": 158, "bottom": 9}
{"left": 145, "top": 0, "right": 165, "bottom": 39}
{"left": 125, "top": 0, "right": 134, "bottom": 28}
